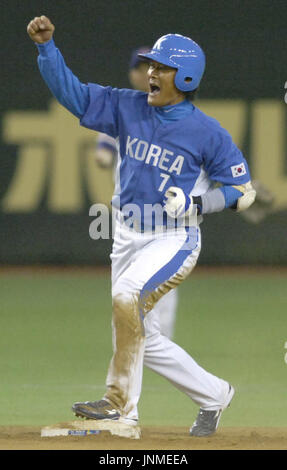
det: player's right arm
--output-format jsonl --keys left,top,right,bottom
{"left": 27, "top": 16, "right": 89, "bottom": 118}
{"left": 27, "top": 16, "right": 121, "bottom": 139}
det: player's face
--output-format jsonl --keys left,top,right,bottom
{"left": 128, "top": 63, "right": 150, "bottom": 92}
{"left": 147, "top": 60, "right": 185, "bottom": 107}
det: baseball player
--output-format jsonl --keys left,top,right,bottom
{"left": 27, "top": 16, "right": 256, "bottom": 437}
{"left": 95, "top": 47, "right": 178, "bottom": 340}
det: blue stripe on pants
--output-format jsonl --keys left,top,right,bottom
{"left": 139, "top": 227, "right": 199, "bottom": 318}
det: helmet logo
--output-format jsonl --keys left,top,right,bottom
{"left": 153, "top": 37, "right": 166, "bottom": 50}
{"left": 169, "top": 54, "right": 198, "bottom": 69}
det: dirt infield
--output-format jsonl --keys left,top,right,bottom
{"left": 1, "top": 425, "right": 286, "bottom": 450}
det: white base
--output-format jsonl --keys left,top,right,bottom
{"left": 41, "top": 419, "right": 141, "bottom": 439}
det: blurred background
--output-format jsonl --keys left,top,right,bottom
{"left": 0, "top": 0, "right": 286, "bottom": 431}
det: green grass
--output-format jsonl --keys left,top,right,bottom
{"left": 0, "top": 271, "right": 286, "bottom": 428}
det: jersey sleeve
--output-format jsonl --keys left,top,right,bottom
{"left": 37, "top": 39, "right": 89, "bottom": 118}
{"left": 202, "top": 128, "right": 251, "bottom": 185}
{"left": 80, "top": 84, "right": 120, "bottom": 139}
{"left": 36, "top": 40, "right": 122, "bottom": 138}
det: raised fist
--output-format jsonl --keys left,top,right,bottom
{"left": 27, "top": 15, "right": 55, "bottom": 44}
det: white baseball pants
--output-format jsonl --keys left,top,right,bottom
{"left": 104, "top": 220, "right": 230, "bottom": 421}
{"left": 155, "top": 287, "right": 177, "bottom": 339}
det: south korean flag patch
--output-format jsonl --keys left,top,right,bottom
{"left": 231, "top": 162, "right": 247, "bottom": 178}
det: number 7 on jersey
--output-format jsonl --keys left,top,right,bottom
{"left": 158, "top": 173, "right": 171, "bottom": 192}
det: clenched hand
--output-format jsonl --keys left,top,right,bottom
{"left": 27, "top": 15, "right": 55, "bottom": 44}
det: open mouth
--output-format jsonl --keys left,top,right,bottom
{"left": 149, "top": 84, "right": 161, "bottom": 96}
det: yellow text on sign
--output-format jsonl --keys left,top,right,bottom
{"left": 1, "top": 99, "right": 287, "bottom": 213}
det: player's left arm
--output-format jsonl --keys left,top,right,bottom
{"left": 198, "top": 129, "right": 256, "bottom": 214}
{"left": 164, "top": 181, "right": 256, "bottom": 218}
{"left": 220, "top": 182, "right": 256, "bottom": 212}
{"left": 164, "top": 130, "right": 256, "bottom": 218}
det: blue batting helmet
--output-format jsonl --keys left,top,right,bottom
{"left": 138, "top": 33, "right": 205, "bottom": 92}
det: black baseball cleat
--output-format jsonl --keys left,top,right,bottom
{"left": 190, "top": 384, "right": 235, "bottom": 437}
{"left": 72, "top": 399, "right": 120, "bottom": 420}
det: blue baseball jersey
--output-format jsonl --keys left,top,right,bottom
{"left": 80, "top": 84, "right": 250, "bottom": 214}
{"left": 36, "top": 39, "right": 251, "bottom": 226}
